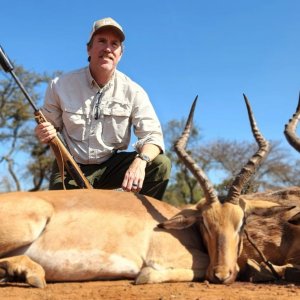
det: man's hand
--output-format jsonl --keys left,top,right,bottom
{"left": 35, "top": 122, "right": 57, "bottom": 144}
{"left": 122, "top": 157, "right": 147, "bottom": 192}
{"left": 122, "top": 144, "right": 161, "bottom": 193}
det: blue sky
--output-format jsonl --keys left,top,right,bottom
{"left": 1, "top": 0, "right": 300, "bottom": 152}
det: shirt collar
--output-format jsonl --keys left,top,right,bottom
{"left": 86, "top": 67, "right": 115, "bottom": 91}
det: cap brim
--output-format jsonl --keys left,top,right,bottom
{"left": 94, "top": 25, "right": 125, "bottom": 42}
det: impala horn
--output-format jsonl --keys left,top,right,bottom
{"left": 284, "top": 93, "right": 300, "bottom": 152}
{"left": 174, "top": 96, "right": 219, "bottom": 204}
{"left": 226, "top": 94, "right": 270, "bottom": 204}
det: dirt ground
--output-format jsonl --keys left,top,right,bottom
{"left": 1, "top": 280, "right": 300, "bottom": 300}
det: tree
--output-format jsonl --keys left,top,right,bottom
{"left": 0, "top": 65, "right": 57, "bottom": 191}
{"left": 162, "top": 119, "right": 300, "bottom": 206}
{"left": 200, "top": 139, "right": 300, "bottom": 197}
{"left": 163, "top": 118, "right": 205, "bottom": 205}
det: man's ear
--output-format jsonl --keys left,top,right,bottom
{"left": 87, "top": 47, "right": 91, "bottom": 62}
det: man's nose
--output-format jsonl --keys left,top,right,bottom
{"left": 103, "top": 44, "right": 113, "bottom": 52}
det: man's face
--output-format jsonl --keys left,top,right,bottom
{"left": 88, "top": 28, "right": 123, "bottom": 73}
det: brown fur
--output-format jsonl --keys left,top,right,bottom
{"left": 238, "top": 186, "right": 300, "bottom": 281}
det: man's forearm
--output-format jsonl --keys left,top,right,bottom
{"left": 138, "top": 144, "right": 161, "bottom": 162}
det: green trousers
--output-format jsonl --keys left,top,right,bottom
{"left": 49, "top": 151, "right": 171, "bottom": 200}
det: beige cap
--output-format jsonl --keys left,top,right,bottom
{"left": 88, "top": 17, "right": 125, "bottom": 44}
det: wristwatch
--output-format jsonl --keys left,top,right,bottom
{"left": 136, "top": 153, "right": 151, "bottom": 163}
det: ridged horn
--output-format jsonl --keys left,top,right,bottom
{"left": 284, "top": 93, "right": 300, "bottom": 152}
{"left": 226, "top": 94, "right": 270, "bottom": 204}
{"left": 174, "top": 96, "right": 219, "bottom": 203}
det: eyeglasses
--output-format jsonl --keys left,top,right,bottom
{"left": 94, "top": 90, "right": 103, "bottom": 120}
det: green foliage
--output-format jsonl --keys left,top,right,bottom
{"left": 0, "top": 64, "right": 57, "bottom": 191}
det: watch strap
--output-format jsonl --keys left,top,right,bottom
{"left": 136, "top": 153, "right": 151, "bottom": 163}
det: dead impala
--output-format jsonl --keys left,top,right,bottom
{"left": 281, "top": 96, "right": 300, "bottom": 276}
{"left": 0, "top": 95, "right": 293, "bottom": 288}
{"left": 226, "top": 95, "right": 300, "bottom": 283}
{"left": 262, "top": 94, "right": 300, "bottom": 281}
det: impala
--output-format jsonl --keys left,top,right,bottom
{"left": 281, "top": 96, "right": 300, "bottom": 277}
{"left": 223, "top": 95, "right": 300, "bottom": 283}
{"left": 0, "top": 95, "right": 293, "bottom": 288}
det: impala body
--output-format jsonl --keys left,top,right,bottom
{"left": 0, "top": 190, "right": 208, "bottom": 287}
{"left": 0, "top": 188, "right": 292, "bottom": 288}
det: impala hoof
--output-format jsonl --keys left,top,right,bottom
{"left": 135, "top": 267, "right": 156, "bottom": 284}
{"left": 135, "top": 272, "right": 150, "bottom": 284}
{"left": 0, "top": 255, "right": 47, "bottom": 288}
{"left": 27, "top": 275, "right": 47, "bottom": 288}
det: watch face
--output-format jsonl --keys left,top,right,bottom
{"left": 139, "top": 153, "right": 150, "bottom": 162}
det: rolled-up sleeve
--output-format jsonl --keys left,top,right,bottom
{"left": 131, "top": 87, "right": 165, "bottom": 153}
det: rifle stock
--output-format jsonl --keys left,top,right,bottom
{"left": 35, "top": 110, "right": 93, "bottom": 189}
{"left": 0, "top": 44, "right": 93, "bottom": 189}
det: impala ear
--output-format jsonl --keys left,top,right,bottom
{"left": 240, "top": 198, "right": 295, "bottom": 217}
{"left": 288, "top": 212, "right": 300, "bottom": 225}
{"left": 157, "top": 214, "right": 198, "bottom": 230}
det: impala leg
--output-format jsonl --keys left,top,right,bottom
{"left": 0, "top": 255, "right": 46, "bottom": 288}
{"left": 0, "top": 197, "right": 53, "bottom": 256}
{"left": 0, "top": 198, "right": 52, "bottom": 287}
{"left": 245, "top": 259, "right": 277, "bottom": 282}
{"left": 245, "top": 259, "right": 295, "bottom": 282}
{"left": 135, "top": 266, "right": 206, "bottom": 284}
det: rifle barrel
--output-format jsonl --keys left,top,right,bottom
{"left": 10, "top": 71, "right": 39, "bottom": 112}
{"left": 0, "top": 45, "right": 38, "bottom": 111}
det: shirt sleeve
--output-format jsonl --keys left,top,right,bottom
{"left": 41, "top": 78, "right": 63, "bottom": 131}
{"left": 131, "top": 87, "right": 165, "bottom": 153}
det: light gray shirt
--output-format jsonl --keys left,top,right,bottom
{"left": 41, "top": 67, "right": 165, "bottom": 164}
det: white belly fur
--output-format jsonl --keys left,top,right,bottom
{"left": 25, "top": 245, "right": 140, "bottom": 281}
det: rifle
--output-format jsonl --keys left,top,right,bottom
{"left": 0, "top": 45, "right": 93, "bottom": 189}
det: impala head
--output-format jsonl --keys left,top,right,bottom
{"left": 159, "top": 95, "right": 293, "bottom": 284}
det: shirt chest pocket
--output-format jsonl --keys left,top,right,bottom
{"left": 63, "top": 107, "right": 87, "bottom": 141}
{"left": 101, "top": 101, "right": 131, "bottom": 144}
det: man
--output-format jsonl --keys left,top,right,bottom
{"left": 35, "top": 17, "right": 171, "bottom": 200}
